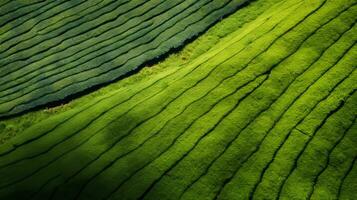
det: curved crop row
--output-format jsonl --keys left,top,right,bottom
{"left": 0, "top": 0, "right": 249, "bottom": 118}
{"left": 0, "top": 0, "right": 356, "bottom": 199}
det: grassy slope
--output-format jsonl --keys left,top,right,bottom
{"left": 0, "top": 0, "right": 356, "bottom": 199}
{"left": 0, "top": 0, "right": 280, "bottom": 144}
{"left": 0, "top": 0, "right": 249, "bottom": 117}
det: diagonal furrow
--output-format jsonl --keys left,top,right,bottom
{"left": 134, "top": 75, "right": 269, "bottom": 200}
{"left": 54, "top": 70, "right": 267, "bottom": 200}
{"left": 0, "top": 1, "right": 140, "bottom": 73}
{"left": 0, "top": 0, "right": 107, "bottom": 54}
{"left": 0, "top": 0, "right": 267, "bottom": 117}
{"left": 0, "top": 0, "right": 194, "bottom": 92}
{"left": 0, "top": 0, "right": 128, "bottom": 54}
{"left": 0, "top": 0, "right": 320, "bottom": 167}
{"left": 28, "top": 173, "right": 62, "bottom": 200}
{"left": 0, "top": 0, "right": 162, "bottom": 63}
{"left": 0, "top": 0, "right": 288, "bottom": 84}
{"left": 0, "top": 80, "right": 169, "bottom": 169}
{"left": 3, "top": 2, "right": 355, "bottom": 200}
{"left": 182, "top": 18, "right": 357, "bottom": 200}
{"left": 0, "top": 0, "right": 243, "bottom": 103}
{"left": 337, "top": 155, "right": 357, "bottom": 199}
{"left": 49, "top": 1, "right": 308, "bottom": 195}
{"left": 0, "top": 0, "right": 47, "bottom": 19}
{"left": 273, "top": 78, "right": 356, "bottom": 199}
{"left": 36, "top": 0, "right": 110, "bottom": 34}
{"left": 246, "top": 31, "right": 356, "bottom": 200}
{"left": 0, "top": 0, "right": 56, "bottom": 29}
{"left": 35, "top": 0, "right": 108, "bottom": 34}
{"left": 1, "top": 9, "right": 206, "bottom": 115}
{"left": 307, "top": 117, "right": 357, "bottom": 199}
{"left": 0, "top": 0, "right": 211, "bottom": 97}
{"left": 48, "top": 0, "right": 338, "bottom": 197}
{"left": 214, "top": 38, "right": 356, "bottom": 200}
{"left": 0, "top": 0, "right": 244, "bottom": 117}
{"left": 0, "top": 0, "right": 279, "bottom": 158}
{"left": 0, "top": 0, "right": 298, "bottom": 116}
{"left": 213, "top": 38, "right": 354, "bottom": 196}
{"left": 0, "top": 64, "right": 192, "bottom": 169}
{"left": 0, "top": 0, "right": 154, "bottom": 62}
{"left": 0, "top": 77, "right": 183, "bottom": 191}
{"left": 0, "top": 66, "right": 179, "bottom": 157}
{"left": 69, "top": 39, "right": 273, "bottom": 200}
{"left": 0, "top": 0, "right": 70, "bottom": 42}
{"left": 0, "top": 0, "right": 294, "bottom": 191}
{"left": 35, "top": 0, "right": 126, "bottom": 36}
{"left": 0, "top": 0, "right": 12, "bottom": 10}
{"left": 99, "top": 75, "right": 270, "bottom": 200}
{"left": 0, "top": 8, "right": 265, "bottom": 187}
{"left": 0, "top": 0, "right": 298, "bottom": 119}
{"left": 0, "top": 0, "right": 199, "bottom": 100}
{"left": 249, "top": 69, "right": 356, "bottom": 200}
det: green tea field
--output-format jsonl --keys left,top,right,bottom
{"left": 0, "top": 0, "right": 356, "bottom": 199}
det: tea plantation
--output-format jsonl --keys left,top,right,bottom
{"left": 0, "top": 0, "right": 356, "bottom": 199}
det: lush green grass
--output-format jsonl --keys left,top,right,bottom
{"left": 0, "top": 0, "right": 250, "bottom": 117}
{"left": 0, "top": 0, "right": 282, "bottom": 144}
{"left": 0, "top": 0, "right": 356, "bottom": 199}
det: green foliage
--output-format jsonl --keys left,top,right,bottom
{"left": 0, "top": 0, "right": 280, "bottom": 143}
{"left": 0, "top": 0, "right": 356, "bottom": 199}
{"left": 0, "top": 0, "right": 249, "bottom": 118}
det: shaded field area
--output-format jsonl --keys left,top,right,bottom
{"left": 0, "top": 0, "right": 248, "bottom": 118}
{"left": 0, "top": 0, "right": 356, "bottom": 199}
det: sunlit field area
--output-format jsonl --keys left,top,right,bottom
{"left": 0, "top": 0, "right": 356, "bottom": 199}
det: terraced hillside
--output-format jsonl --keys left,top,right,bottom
{"left": 0, "top": 0, "right": 249, "bottom": 118}
{"left": 0, "top": 0, "right": 357, "bottom": 199}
